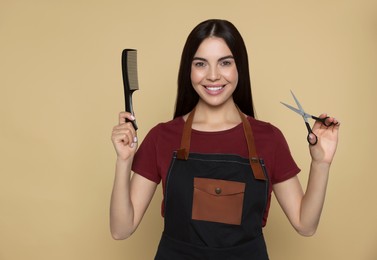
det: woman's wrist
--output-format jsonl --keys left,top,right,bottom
{"left": 310, "top": 160, "right": 331, "bottom": 173}
{"left": 115, "top": 156, "right": 134, "bottom": 176}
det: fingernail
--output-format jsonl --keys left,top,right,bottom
{"left": 130, "top": 115, "right": 135, "bottom": 120}
{"left": 130, "top": 142, "right": 134, "bottom": 148}
{"left": 133, "top": 136, "right": 138, "bottom": 143}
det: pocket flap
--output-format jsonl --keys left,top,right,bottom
{"left": 193, "top": 177, "right": 245, "bottom": 196}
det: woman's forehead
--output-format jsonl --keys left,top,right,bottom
{"left": 194, "top": 37, "right": 233, "bottom": 58}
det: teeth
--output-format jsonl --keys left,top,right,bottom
{"left": 206, "top": 86, "right": 223, "bottom": 91}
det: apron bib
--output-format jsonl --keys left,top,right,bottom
{"left": 155, "top": 108, "right": 270, "bottom": 260}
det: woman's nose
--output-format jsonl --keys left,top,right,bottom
{"left": 207, "top": 66, "right": 220, "bottom": 81}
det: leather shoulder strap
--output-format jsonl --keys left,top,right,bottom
{"left": 176, "top": 108, "right": 195, "bottom": 160}
{"left": 237, "top": 109, "right": 266, "bottom": 180}
{"left": 177, "top": 107, "right": 266, "bottom": 180}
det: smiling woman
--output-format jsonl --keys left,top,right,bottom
{"left": 1, "top": 1, "right": 376, "bottom": 259}
{"left": 174, "top": 19, "right": 254, "bottom": 119}
{"left": 190, "top": 37, "right": 239, "bottom": 110}
{"left": 110, "top": 19, "right": 340, "bottom": 259}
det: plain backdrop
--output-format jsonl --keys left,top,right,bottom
{"left": 1, "top": 0, "right": 376, "bottom": 259}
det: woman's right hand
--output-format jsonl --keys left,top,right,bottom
{"left": 111, "top": 112, "right": 138, "bottom": 161}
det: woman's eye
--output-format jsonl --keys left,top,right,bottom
{"left": 220, "top": 60, "right": 232, "bottom": 66}
{"left": 194, "top": 62, "right": 206, "bottom": 67}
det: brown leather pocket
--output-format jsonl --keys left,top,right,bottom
{"left": 192, "top": 177, "right": 245, "bottom": 225}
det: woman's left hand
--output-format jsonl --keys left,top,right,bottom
{"left": 308, "top": 114, "right": 340, "bottom": 165}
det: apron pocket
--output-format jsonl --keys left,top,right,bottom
{"left": 192, "top": 177, "right": 245, "bottom": 225}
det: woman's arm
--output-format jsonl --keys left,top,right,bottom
{"left": 110, "top": 112, "right": 158, "bottom": 240}
{"left": 273, "top": 114, "right": 340, "bottom": 236}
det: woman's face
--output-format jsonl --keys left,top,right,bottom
{"left": 190, "top": 37, "right": 238, "bottom": 108}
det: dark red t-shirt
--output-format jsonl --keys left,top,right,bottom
{"left": 132, "top": 116, "right": 300, "bottom": 226}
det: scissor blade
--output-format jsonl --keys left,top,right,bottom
{"left": 280, "top": 102, "right": 304, "bottom": 116}
{"left": 290, "top": 90, "right": 305, "bottom": 114}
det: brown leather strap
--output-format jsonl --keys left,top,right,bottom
{"left": 237, "top": 109, "right": 266, "bottom": 180}
{"left": 177, "top": 107, "right": 266, "bottom": 180}
{"left": 176, "top": 107, "right": 196, "bottom": 160}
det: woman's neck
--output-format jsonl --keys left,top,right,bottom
{"left": 187, "top": 100, "right": 244, "bottom": 131}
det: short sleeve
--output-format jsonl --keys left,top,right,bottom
{"left": 132, "top": 125, "right": 161, "bottom": 184}
{"left": 270, "top": 126, "right": 301, "bottom": 184}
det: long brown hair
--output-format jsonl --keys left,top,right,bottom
{"left": 174, "top": 19, "right": 255, "bottom": 118}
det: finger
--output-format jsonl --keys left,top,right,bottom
{"left": 325, "top": 116, "right": 340, "bottom": 128}
{"left": 112, "top": 125, "right": 129, "bottom": 137}
{"left": 113, "top": 121, "right": 135, "bottom": 131}
{"left": 317, "top": 113, "right": 341, "bottom": 127}
{"left": 308, "top": 133, "right": 318, "bottom": 145}
{"left": 114, "top": 119, "right": 136, "bottom": 134}
{"left": 118, "top": 111, "right": 136, "bottom": 125}
{"left": 312, "top": 115, "right": 325, "bottom": 130}
{"left": 112, "top": 132, "right": 130, "bottom": 146}
{"left": 332, "top": 118, "right": 340, "bottom": 127}
{"left": 113, "top": 121, "right": 138, "bottom": 145}
{"left": 314, "top": 113, "right": 333, "bottom": 129}
{"left": 318, "top": 113, "right": 328, "bottom": 119}
{"left": 112, "top": 129, "right": 134, "bottom": 147}
{"left": 318, "top": 113, "right": 330, "bottom": 127}
{"left": 121, "top": 128, "right": 136, "bottom": 147}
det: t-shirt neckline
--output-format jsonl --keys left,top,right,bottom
{"left": 179, "top": 116, "right": 245, "bottom": 135}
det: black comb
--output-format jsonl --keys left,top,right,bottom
{"left": 121, "top": 49, "right": 139, "bottom": 130}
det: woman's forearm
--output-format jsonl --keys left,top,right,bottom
{"left": 110, "top": 158, "right": 135, "bottom": 240}
{"left": 298, "top": 161, "right": 331, "bottom": 236}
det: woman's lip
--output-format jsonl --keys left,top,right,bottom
{"left": 204, "top": 85, "right": 225, "bottom": 95}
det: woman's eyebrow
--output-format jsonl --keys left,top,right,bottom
{"left": 218, "top": 55, "right": 234, "bottom": 61}
{"left": 192, "top": 57, "right": 207, "bottom": 61}
{"left": 192, "top": 55, "right": 234, "bottom": 62}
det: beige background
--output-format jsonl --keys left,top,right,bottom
{"left": 1, "top": 0, "right": 376, "bottom": 259}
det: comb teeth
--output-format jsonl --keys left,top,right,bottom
{"left": 127, "top": 50, "right": 139, "bottom": 90}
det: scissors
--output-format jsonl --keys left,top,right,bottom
{"left": 281, "top": 90, "right": 335, "bottom": 145}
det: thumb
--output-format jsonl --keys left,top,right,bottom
{"left": 308, "top": 133, "right": 317, "bottom": 145}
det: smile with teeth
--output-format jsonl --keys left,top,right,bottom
{"left": 204, "top": 85, "right": 225, "bottom": 93}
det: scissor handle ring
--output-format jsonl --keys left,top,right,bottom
{"left": 322, "top": 116, "right": 333, "bottom": 127}
{"left": 312, "top": 116, "right": 333, "bottom": 127}
{"left": 305, "top": 122, "right": 318, "bottom": 145}
{"left": 307, "top": 134, "right": 318, "bottom": 145}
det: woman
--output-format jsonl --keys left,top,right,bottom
{"left": 110, "top": 19, "right": 340, "bottom": 259}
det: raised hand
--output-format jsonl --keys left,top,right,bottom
{"left": 111, "top": 112, "right": 138, "bottom": 161}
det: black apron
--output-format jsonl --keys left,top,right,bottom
{"left": 155, "top": 108, "right": 270, "bottom": 260}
